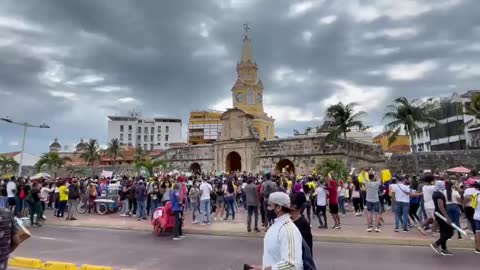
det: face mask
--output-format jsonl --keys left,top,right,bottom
{"left": 267, "top": 207, "right": 277, "bottom": 220}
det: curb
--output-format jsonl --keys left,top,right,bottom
{"left": 45, "top": 223, "right": 476, "bottom": 249}
{"left": 8, "top": 258, "right": 125, "bottom": 270}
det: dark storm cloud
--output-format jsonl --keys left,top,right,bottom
{"left": 0, "top": 0, "right": 479, "bottom": 154}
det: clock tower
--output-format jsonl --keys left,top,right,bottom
{"left": 231, "top": 26, "right": 275, "bottom": 140}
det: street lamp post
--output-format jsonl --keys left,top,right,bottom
{"left": 1, "top": 117, "right": 50, "bottom": 177}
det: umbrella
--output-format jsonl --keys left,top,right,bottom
{"left": 31, "top": 172, "right": 51, "bottom": 179}
{"left": 447, "top": 166, "right": 471, "bottom": 174}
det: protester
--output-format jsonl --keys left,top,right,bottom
{"left": 444, "top": 180, "right": 462, "bottom": 240}
{"left": 40, "top": 182, "right": 54, "bottom": 215}
{"left": 365, "top": 173, "right": 382, "bottom": 232}
{"left": 119, "top": 181, "right": 129, "bottom": 217}
{"left": 28, "top": 181, "right": 43, "bottom": 227}
{"left": 337, "top": 181, "right": 346, "bottom": 216}
{"left": 224, "top": 179, "right": 236, "bottom": 220}
{"left": 351, "top": 179, "right": 364, "bottom": 216}
{"left": 290, "top": 192, "right": 313, "bottom": 253}
{"left": 315, "top": 181, "right": 328, "bottom": 229}
{"left": 472, "top": 181, "right": 480, "bottom": 254}
{"left": 430, "top": 181, "right": 454, "bottom": 256}
{"left": 199, "top": 177, "right": 213, "bottom": 225}
{"left": 67, "top": 179, "right": 80, "bottom": 221}
{"left": 261, "top": 173, "right": 277, "bottom": 229}
{"left": 57, "top": 180, "right": 68, "bottom": 218}
{"left": 409, "top": 181, "right": 421, "bottom": 228}
{"left": 248, "top": 192, "right": 303, "bottom": 270}
{"left": 135, "top": 180, "right": 147, "bottom": 220}
{"left": 245, "top": 177, "right": 260, "bottom": 232}
{"left": 148, "top": 180, "right": 161, "bottom": 217}
{"left": 391, "top": 177, "right": 411, "bottom": 232}
{"left": 326, "top": 180, "right": 341, "bottom": 229}
{"left": 6, "top": 177, "right": 16, "bottom": 212}
{"left": 464, "top": 177, "right": 478, "bottom": 236}
{"left": 188, "top": 180, "right": 201, "bottom": 224}
{"left": 214, "top": 181, "right": 225, "bottom": 221}
{"left": 422, "top": 175, "right": 436, "bottom": 232}
{"left": 171, "top": 183, "right": 185, "bottom": 240}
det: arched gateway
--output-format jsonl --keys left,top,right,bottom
{"left": 225, "top": 151, "right": 242, "bottom": 173}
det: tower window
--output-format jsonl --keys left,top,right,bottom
{"left": 247, "top": 71, "right": 252, "bottom": 80}
{"left": 246, "top": 90, "right": 254, "bottom": 105}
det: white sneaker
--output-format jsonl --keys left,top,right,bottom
{"left": 173, "top": 237, "right": 182, "bottom": 241}
{"left": 179, "top": 235, "right": 186, "bottom": 238}
{"left": 367, "top": 227, "right": 373, "bottom": 232}
{"left": 192, "top": 221, "right": 199, "bottom": 224}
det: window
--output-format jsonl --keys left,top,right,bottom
{"left": 138, "top": 127, "right": 141, "bottom": 134}
{"left": 150, "top": 144, "right": 154, "bottom": 150}
{"left": 128, "top": 134, "right": 132, "bottom": 141}
{"left": 144, "top": 135, "right": 148, "bottom": 142}
{"left": 151, "top": 127, "right": 154, "bottom": 134}
{"left": 143, "top": 144, "right": 147, "bottom": 151}
{"left": 120, "top": 134, "right": 124, "bottom": 141}
{"left": 165, "top": 135, "right": 169, "bottom": 141}
{"left": 150, "top": 135, "right": 154, "bottom": 142}
{"left": 144, "top": 127, "right": 148, "bottom": 134}
{"left": 157, "top": 134, "right": 161, "bottom": 141}
{"left": 120, "top": 125, "right": 124, "bottom": 132}
{"left": 166, "top": 126, "right": 169, "bottom": 133}
{"left": 158, "top": 126, "right": 161, "bottom": 133}
{"left": 128, "top": 125, "right": 132, "bottom": 131}
{"left": 137, "top": 143, "right": 141, "bottom": 148}
{"left": 137, "top": 135, "right": 141, "bottom": 141}
{"left": 247, "top": 70, "right": 252, "bottom": 80}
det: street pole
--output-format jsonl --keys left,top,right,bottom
{"left": 18, "top": 123, "right": 27, "bottom": 177}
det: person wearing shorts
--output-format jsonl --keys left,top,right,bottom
{"left": 365, "top": 173, "right": 382, "bottom": 232}
{"left": 326, "top": 180, "right": 341, "bottom": 229}
{"left": 214, "top": 182, "right": 225, "bottom": 221}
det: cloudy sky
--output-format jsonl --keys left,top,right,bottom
{"left": 1, "top": 0, "right": 479, "bottom": 155}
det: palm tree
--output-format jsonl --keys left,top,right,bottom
{"left": 325, "top": 102, "right": 366, "bottom": 142}
{"left": 0, "top": 156, "right": 19, "bottom": 174}
{"left": 133, "top": 146, "right": 146, "bottom": 163}
{"left": 383, "top": 97, "right": 437, "bottom": 173}
{"left": 465, "top": 92, "right": 480, "bottom": 119}
{"left": 79, "top": 139, "right": 101, "bottom": 177}
{"left": 135, "top": 157, "right": 167, "bottom": 177}
{"left": 35, "top": 152, "right": 72, "bottom": 179}
{"left": 105, "top": 138, "right": 124, "bottom": 174}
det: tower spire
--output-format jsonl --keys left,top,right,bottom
{"left": 241, "top": 23, "right": 254, "bottom": 63}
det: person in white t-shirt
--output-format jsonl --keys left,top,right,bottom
{"left": 199, "top": 178, "right": 213, "bottom": 225}
{"left": 391, "top": 177, "right": 411, "bottom": 232}
{"left": 470, "top": 181, "right": 480, "bottom": 254}
{"left": 6, "top": 177, "right": 17, "bottom": 211}
{"left": 464, "top": 178, "right": 479, "bottom": 235}
{"left": 421, "top": 175, "right": 436, "bottom": 232}
{"left": 315, "top": 183, "right": 328, "bottom": 229}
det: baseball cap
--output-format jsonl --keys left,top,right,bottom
{"left": 268, "top": 192, "right": 291, "bottom": 209}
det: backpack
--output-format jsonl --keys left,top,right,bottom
{"left": 263, "top": 181, "right": 275, "bottom": 199}
{"left": 472, "top": 193, "right": 478, "bottom": 209}
{"left": 278, "top": 221, "right": 317, "bottom": 270}
{"left": 301, "top": 239, "right": 317, "bottom": 270}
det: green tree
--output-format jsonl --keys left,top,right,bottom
{"left": 135, "top": 157, "right": 167, "bottom": 177}
{"left": 35, "top": 152, "right": 72, "bottom": 179}
{"left": 383, "top": 97, "right": 437, "bottom": 173}
{"left": 315, "top": 159, "right": 349, "bottom": 181}
{"left": 465, "top": 92, "right": 480, "bottom": 120}
{"left": 105, "top": 138, "right": 124, "bottom": 174}
{"left": 79, "top": 139, "right": 101, "bottom": 177}
{"left": 325, "top": 102, "right": 366, "bottom": 142}
{"left": 0, "top": 156, "right": 19, "bottom": 174}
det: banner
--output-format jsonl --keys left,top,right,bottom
{"left": 101, "top": 170, "right": 113, "bottom": 178}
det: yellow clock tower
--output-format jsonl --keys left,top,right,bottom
{"left": 231, "top": 27, "right": 275, "bottom": 140}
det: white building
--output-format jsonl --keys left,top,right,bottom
{"left": 108, "top": 112, "right": 182, "bottom": 151}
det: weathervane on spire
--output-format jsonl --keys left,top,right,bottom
{"left": 243, "top": 23, "right": 250, "bottom": 40}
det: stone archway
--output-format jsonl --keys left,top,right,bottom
{"left": 226, "top": 151, "right": 242, "bottom": 173}
{"left": 275, "top": 159, "right": 295, "bottom": 174}
{"left": 190, "top": 162, "right": 201, "bottom": 175}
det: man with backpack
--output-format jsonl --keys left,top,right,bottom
{"left": 261, "top": 173, "right": 277, "bottom": 229}
{"left": 247, "top": 192, "right": 313, "bottom": 270}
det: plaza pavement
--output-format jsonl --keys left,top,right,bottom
{"left": 41, "top": 206, "right": 476, "bottom": 249}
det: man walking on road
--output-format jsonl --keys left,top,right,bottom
{"left": 67, "top": 179, "right": 80, "bottom": 221}
{"left": 365, "top": 173, "right": 382, "bottom": 232}
{"left": 245, "top": 177, "right": 260, "bottom": 232}
{"left": 430, "top": 181, "right": 454, "bottom": 256}
{"left": 136, "top": 180, "right": 147, "bottom": 220}
{"left": 248, "top": 192, "right": 303, "bottom": 270}
{"left": 261, "top": 173, "right": 277, "bottom": 229}
{"left": 199, "top": 177, "right": 212, "bottom": 225}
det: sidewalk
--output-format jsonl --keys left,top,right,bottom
{"left": 42, "top": 206, "right": 476, "bottom": 248}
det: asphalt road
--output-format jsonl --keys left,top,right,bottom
{"left": 12, "top": 226, "right": 479, "bottom": 270}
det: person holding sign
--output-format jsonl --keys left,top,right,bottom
{"left": 430, "top": 181, "right": 454, "bottom": 256}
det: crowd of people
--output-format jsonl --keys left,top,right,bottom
{"left": 1, "top": 168, "right": 480, "bottom": 256}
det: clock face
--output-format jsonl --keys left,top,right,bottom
{"left": 235, "top": 93, "right": 244, "bottom": 102}
{"left": 256, "top": 93, "right": 263, "bottom": 103}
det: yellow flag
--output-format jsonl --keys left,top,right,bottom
{"left": 358, "top": 171, "right": 365, "bottom": 183}
{"left": 381, "top": 169, "right": 392, "bottom": 183}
